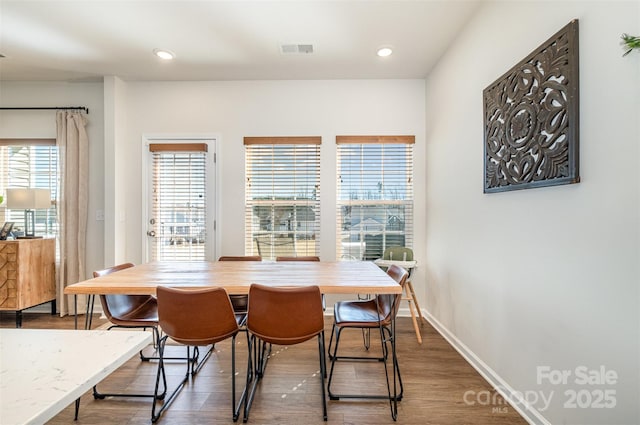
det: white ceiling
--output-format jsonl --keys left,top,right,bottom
{"left": 0, "top": 0, "right": 482, "bottom": 82}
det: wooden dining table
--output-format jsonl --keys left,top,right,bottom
{"left": 64, "top": 260, "right": 401, "bottom": 329}
{"left": 64, "top": 260, "right": 402, "bottom": 297}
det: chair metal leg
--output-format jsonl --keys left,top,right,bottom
{"left": 244, "top": 333, "right": 326, "bottom": 423}
{"left": 150, "top": 336, "right": 239, "bottom": 423}
{"left": 254, "top": 339, "right": 271, "bottom": 379}
{"left": 151, "top": 337, "right": 186, "bottom": 422}
{"left": 327, "top": 320, "right": 403, "bottom": 421}
{"left": 243, "top": 335, "right": 262, "bottom": 423}
{"left": 93, "top": 324, "right": 193, "bottom": 401}
{"left": 189, "top": 344, "right": 216, "bottom": 376}
{"left": 94, "top": 326, "right": 195, "bottom": 400}
{"left": 383, "top": 317, "right": 399, "bottom": 420}
{"left": 243, "top": 336, "right": 275, "bottom": 422}
{"left": 326, "top": 326, "right": 343, "bottom": 399}
{"left": 318, "top": 331, "right": 328, "bottom": 421}
{"left": 84, "top": 294, "right": 95, "bottom": 330}
{"left": 103, "top": 325, "right": 185, "bottom": 363}
{"left": 327, "top": 322, "right": 336, "bottom": 360}
{"left": 74, "top": 398, "right": 80, "bottom": 421}
{"left": 140, "top": 326, "right": 161, "bottom": 361}
{"left": 231, "top": 334, "right": 250, "bottom": 422}
{"left": 328, "top": 323, "right": 370, "bottom": 361}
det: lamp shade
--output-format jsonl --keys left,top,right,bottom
{"left": 6, "top": 188, "right": 51, "bottom": 209}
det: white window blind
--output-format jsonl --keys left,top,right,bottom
{"left": 149, "top": 143, "right": 207, "bottom": 261}
{"left": 0, "top": 139, "right": 58, "bottom": 238}
{"left": 336, "top": 135, "right": 414, "bottom": 261}
{"left": 244, "top": 137, "right": 321, "bottom": 260}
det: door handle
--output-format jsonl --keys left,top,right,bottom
{"left": 147, "top": 230, "right": 156, "bottom": 237}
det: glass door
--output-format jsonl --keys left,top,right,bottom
{"left": 144, "top": 139, "right": 216, "bottom": 261}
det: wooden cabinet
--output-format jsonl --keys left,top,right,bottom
{"left": 0, "top": 238, "right": 56, "bottom": 327}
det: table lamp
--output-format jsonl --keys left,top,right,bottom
{"left": 6, "top": 188, "right": 51, "bottom": 238}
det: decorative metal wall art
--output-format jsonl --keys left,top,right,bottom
{"left": 483, "top": 20, "right": 580, "bottom": 193}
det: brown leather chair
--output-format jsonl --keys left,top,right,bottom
{"left": 243, "top": 283, "right": 327, "bottom": 422}
{"left": 275, "top": 255, "right": 320, "bottom": 261}
{"left": 90, "top": 263, "right": 168, "bottom": 405}
{"left": 152, "top": 286, "right": 245, "bottom": 422}
{"left": 218, "top": 255, "right": 261, "bottom": 322}
{"left": 326, "top": 264, "right": 408, "bottom": 420}
{"left": 93, "top": 263, "right": 159, "bottom": 361}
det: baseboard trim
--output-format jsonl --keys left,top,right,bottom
{"left": 20, "top": 305, "right": 53, "bottom": 314}
{"left": 22, "top": 303, "right": 104, "bottom": 315}
{"left": 421, "top": 309, "right": 552, "bottom": 425}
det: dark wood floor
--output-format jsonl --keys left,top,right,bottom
{"left": 1, "top": 311, "right": 527, "bottom": 425}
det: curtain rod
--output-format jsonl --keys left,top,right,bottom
{"left": 0, "top": 106, "right": 89, "bottom": 114}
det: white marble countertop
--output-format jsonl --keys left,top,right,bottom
{"left": 0, "top": 328, "right": 152, "bottom": 425}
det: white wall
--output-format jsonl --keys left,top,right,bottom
{"left": 425, "top": 1, "right": 639, "bottom": 424}
{"left": 0, "top": 81, "right": 105, "bottom": 283}
{"left": 103, "top": 76, "right": 130, "bottom": 267}
{"left": 108, "top": 79, "right": 427, "bottom": 303}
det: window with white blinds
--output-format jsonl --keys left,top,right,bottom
{"left": 336, "top": 135, "right": 414, "bottom": 261}
{"left": 149, "top": 143, "right": 207, "bottom": 261}
{"left": 0, "top": 139, "right": 58, "bottom": 238}
{"left": 244, "top": 137, "right": 321, "bottom": 260}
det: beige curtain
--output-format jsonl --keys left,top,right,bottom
{"left": 56, "top": 111, "right": 89, "bottom": 316}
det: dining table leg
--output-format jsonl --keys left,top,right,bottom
{"left": 84, "top": 295, "right": 95, "bottom": 330}
{"left": 73, "top": 295, "right": 78, "bottom": 330}
{"left": 73, "top": 294, "right": 81, "bottom": 420}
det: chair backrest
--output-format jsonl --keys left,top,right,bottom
{"left": 275, "top": 256, "right": 320, "bottom": 261}
{"left": 376, "top": 264, "right": 409, "bottom": 324}
{"left": 253, "top": 235, "right": 295, "bottom": 258}
{"left": 93, "top": 262, "right": 135, "bottom": 278}
{"left": 218, "top": 256, "right": 262, "bottom": 261}
{"left": 382, "top": 247, "right": 413, "bottom": 262}
{"left": 247, "top": 284, "right": 324, "bottom": 345}
{"left": 156, "top": 286, "right": 239, "bottom": 346}
{"left": 94, "top": 263, "right": 152, "bottom": 322}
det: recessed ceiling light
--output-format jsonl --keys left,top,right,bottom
{"left": 153, "top": 49, "right": 175, "bottom": 60}
{"left": 377, "top": 47, "right": 393, "bottom": 57}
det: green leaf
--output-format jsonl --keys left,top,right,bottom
{"left": 621, "top": 33, "right": 640, "bottom": 56}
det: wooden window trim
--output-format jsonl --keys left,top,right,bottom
{"left": 244, "top": 136, "right": 321, "bottom": 145}
{"left": 336, "top": 135, "right": 415, "bottom": 145}
{"left": 149, "top": 143, "right": 208, "bottom": 152}
{"left": 0, "top": 138, "right": 55, "bottom": 146}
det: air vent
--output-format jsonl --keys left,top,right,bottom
{"left": 280, "top": 43, "right": 314, "bottom": 54}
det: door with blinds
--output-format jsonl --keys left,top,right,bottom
{"left": 145, "top": 140, "right": 215, "bottom": 261}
